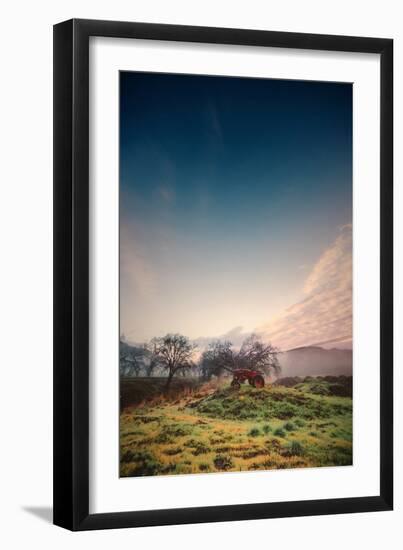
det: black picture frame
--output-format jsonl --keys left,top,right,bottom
{"left": 53, "top": 18, "right": 393, "bottom": 531}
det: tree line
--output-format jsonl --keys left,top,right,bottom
{"left": 120, "top": 333, "right": 280, "bottom": 389}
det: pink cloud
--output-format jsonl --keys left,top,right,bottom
{"left": 259, "top": 225, "right": 352, "bottom": 350}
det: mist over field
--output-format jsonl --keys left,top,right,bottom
{"left": 279, "top": 346, "right": 352, "bottom": 377}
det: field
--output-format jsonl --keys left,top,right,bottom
{"left": 120, "top": 376, "right": 352, "bottom": 477}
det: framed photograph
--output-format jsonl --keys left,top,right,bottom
{"left": 53, "top": 19, "right": 393, "bottom": 530}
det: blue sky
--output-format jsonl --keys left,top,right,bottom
{"left": 120, "top": 72, "right": 352, "bottom": 348}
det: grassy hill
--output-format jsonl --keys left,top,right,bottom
{"left": 120, "top": 377, "right": 352, "bottom": 477}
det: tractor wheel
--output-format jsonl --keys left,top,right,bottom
{"left": 253, "top": 375, "right": 265, "bottom": 389}
{"left": 231, "top": 379, "right": 241, "bottom": 390}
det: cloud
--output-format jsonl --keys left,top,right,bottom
{"left": 259, "top": 225, "right": 352, "bottom": 350}
{"left": 193, "top": 326, "right": 252, "bottom": 350}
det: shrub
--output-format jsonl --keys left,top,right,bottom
{"left": 154, "top": 432, "right": 175, "bottom": 444}
{"left": 288, "top": 441, "right": 304, "bottom": 456}
{"left": 199, "top": 463, "right": 210, "bottom": 472}
{"left": 134, "top": 415, "right": 160, "bottom": 424}
{"left": 163, "top": 447, "right": 183, "bottom": 456}
{"left": 191, "top": 443, "right": 211, "bottom": 456}
{"left": 294, "top": 419, "right": 305, "bottom": 427}
{"left": 248, "top": 427, "right": 261, "bottom": 437}
{"left": 274, "top": 402, "right": 298, "bottom": 419}
{"left": 120, "top": 449, "right": 137, "bottom": 463}
{"left": 262, "top": 424, "right": 272, "bottom": 434}
{"left": 155, "top": 424, "right": 192, "bottom": 443}
{"left": 241, "top": 449, "right": 263, "bottom": 459}
{"left": 283, "top": 421, "right": 296, "bottom": 432}
{"left": 239, "top": 411, "right": 258, "bottom": 420}
{"left": 274, "top": 428, "right": 286, "bottom": 437}
{"left": 121, "top": 451, "right": 161, "bottom": 476}
{"left": 184, "top": 438, "right": 199, "bottom": 447}
{"left": 265, "top": 437, "right": 282, "bottom": 450}
{"left": 214, "top": 455, "right": 233, "bottom": 471}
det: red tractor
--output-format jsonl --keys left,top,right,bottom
{"left": 230, "top": 368, "right": 265, "bottom": 389}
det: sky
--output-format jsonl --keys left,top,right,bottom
{"left": 120, "top": 72, "right": 352, "bottom": 350}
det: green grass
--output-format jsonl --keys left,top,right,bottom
{"left": 191, "top": 384, "right": 351, "bottom": 422}
{"left": 120, "top": 377, "right": 352, "bottom": 477}
{"left": 293, "top": 376, "right": 352, "bottom": 398}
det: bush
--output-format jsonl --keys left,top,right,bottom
{"left": 283, "top": 421, "right": 296, "bottom": 432}
{"left": 155, "top": 423, "right": 192, "bottom": 444}
{"left": 199, "top": 463, "right": 210, "bottom": 472}
{"left": 214, "top": 455, "right": 233, "bottom": 471}
{"left": 191, "top": 443, "right": 211, "bottom": 456}
{"left": 248, "top": 427, "right": 261, "bottom": 437}
{"left": 154, "top": 432, "right": 175, "bottom": 444}
{"left": 239, "top": 411, "right": 258, "bottom": 420}
{"left": 288, "top": 441, "right": 304, "bottom": 456}
{"left": 274, "top": 402, "right": 298, "bottom": 419}
{"left": 294, "top": 419, "right": 305, "bottom": 427}
{"left": 262, "top": 424, "right": 272, "bottom": 434}
{"left": 121, "top": 449, "right": 136, "bottom": 463}
{"left": 163, "top": 447, "right": 183, "bottom": 456}
{"left": 274, "top": 428, "right": 286, "bottom": 437}
{"left": 121, "top": 450, "right": 161, "bottom": 476}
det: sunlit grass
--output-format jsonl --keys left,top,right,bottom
{"left": 120, "top": 380, "right": 352, "bottom": 477}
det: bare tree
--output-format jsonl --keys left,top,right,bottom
{"left": 119, "top": 342, "right": 146, "bottom": 377}
{"left": 143, "top": 340, "right": 160, "bottom": 377}
{"left": 199, "top": 334, "right": 280, "bottom": 379}
{"left": 237, "top": 334, "right": 281, "bottom": 377}
{"left": 152, "top": 333, "right": 197, "bottom": 389}
{"left": 199, "top": 340, "right": 234, "bottom": 379}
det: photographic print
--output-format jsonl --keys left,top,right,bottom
{"left": 119, "top": 72, "right": 353, "bottom": 478}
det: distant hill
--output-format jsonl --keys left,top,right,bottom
{"left": 278, "top": 345, "right": 352, "bottom": 377}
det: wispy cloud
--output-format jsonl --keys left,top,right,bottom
{"left": 194, "top": 325, "right": 251, "bottom": 349}
{"left": 259, "top": 225, "right": 352, "bottom": 350}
